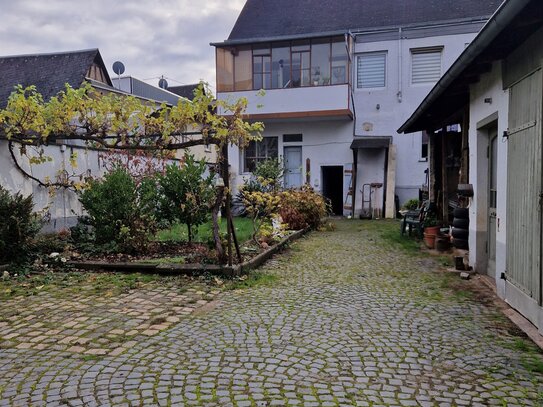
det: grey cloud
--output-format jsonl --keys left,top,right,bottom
{"left": 0, "top": 0, "right": 245, "bottom": 90}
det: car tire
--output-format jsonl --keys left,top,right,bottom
{"left": 452, "top": 218, "right": 469, "bottom": 229}
{"left": 453, "top": 208, "right": 469, "bottom": 219}
{"left": 452, "top": 227, "right": 469, "bottom": 240}
{"left": 452, "top": 238, "right": 469, "bottom": 250}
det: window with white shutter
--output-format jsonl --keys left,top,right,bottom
{"left": 411, "top": 47, "right": 443, "bottom": 84}
{"left": 357, "top": 52, "right": 386, "bottom": 89}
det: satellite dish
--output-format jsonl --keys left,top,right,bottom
{"left": 158, "top": 78, "right": 168, "bottom": 89}
{"left": 112, "top": 61, "right": 125, "bottom": 75}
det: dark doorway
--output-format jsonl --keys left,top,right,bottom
{"left": 322, "top": 166, "right": 343, "bottom": 215}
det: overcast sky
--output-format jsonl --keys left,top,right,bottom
{"left": 0, "top": 0, "right": 245, "bottom": 92}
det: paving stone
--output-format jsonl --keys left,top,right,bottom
{"left": 0, "top": 221, "right": 542, "bottom": 405}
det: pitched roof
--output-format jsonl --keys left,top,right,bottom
{"left": 0, "top": 49, "right": 112, "bottom": 107}
{"left": 167, "top": 84, "right": 201, "bottom": 101}
{"left": 222, "top": 0, "right": 502, "bottom": 44}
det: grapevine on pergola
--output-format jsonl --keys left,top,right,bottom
{"left": 0, "top": 82, "right": 264, "bottom": 263}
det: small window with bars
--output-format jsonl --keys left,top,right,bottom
{"left": 357, "top": 52, "right": 386, "bottom": 89}
{"left": 411, "top": 47, "right": 443, "bottom": 85}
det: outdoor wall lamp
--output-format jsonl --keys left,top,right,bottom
{"left": 484, "top": 97, "right": 492, "bottom": 104}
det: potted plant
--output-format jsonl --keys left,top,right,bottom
{"left": 422, "top": 214, "right": 440, "bottom": 249}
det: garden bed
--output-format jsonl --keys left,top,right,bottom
{"left": 68, "top": 227, "right": 309, "bottom": 277}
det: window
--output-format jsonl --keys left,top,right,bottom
{"left": 283, "top": 134, "right": 303, "bottom": 143}
{"left": 216, "top": 48, "right": 233, "bottom": 92}
{"left": 243, "top": 137, "right": 278, "bottom": 172}
{"left": 234, "top": 46, "right": 252, "bottom": 91}
{"left": 291, "top": 40, "right": 311, "bottom": 88}
{"left": 357, "top": 52, "right": 386, "bottom": 88}
{"left": 421, "top": 131, "right": 429, "bottom": 161}
{"left": 272, "top": 42, "right": 291, "bottom": 88}
{"left": 331, "top": 39, "right": 348, "bottom": 85}
{"left": 253, "top": 45, "right": 271, "bottom": 90}
{"left": 216, "top": 36, "right": 350, "bottom": 92}
{"left": 411, "top": 47, "right": 443, "bottom": 84}
{"left": 311, "top": 39, "right": 331, "bottom": 86}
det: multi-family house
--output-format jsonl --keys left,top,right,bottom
{"left": 212, "top": 0, "right": 500, "bottom": 217}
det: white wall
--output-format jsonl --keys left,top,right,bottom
{"left": 0, "top": 141, "right": 103, "bottom": 232}
{"left": 354, "top": 31, "right": 479, "bottom": 204}
{"left": 219, "top": 85, "right": 351, "bottom": 117}
{"left": 228, "top": 120, "right": 354, "bottom": 211}
{"left": 468, "top": 62, "right": 509, "bottom": 298}
{"left": 219, "top": 23, "right": 484, "bottom": 213}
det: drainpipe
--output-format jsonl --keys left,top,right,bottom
{"left": 397, "top": 27, "right": 403, "bottom": 103}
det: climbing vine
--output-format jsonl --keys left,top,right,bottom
{"left": 0, "top": 81, "right": 264, "bottom": 262}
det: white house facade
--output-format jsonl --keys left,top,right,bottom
{"left": 212, "top": 0, "right": 501, "bottom": 217}
{"left": 400, "top": 0, "right": 543, "bottom": 334}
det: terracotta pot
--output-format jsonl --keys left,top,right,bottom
{"left": 423, "top": 232, "right": 436, "bottom": 249}
{"left": 424, "top": 225, "right": 440, "bottom": 235}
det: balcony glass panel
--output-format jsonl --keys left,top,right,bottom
{"left": 311, "top": 39, "right": 331, "bottom": 86}
{"left": 216, "top": 48, "right": 233, "bottom": 92}
{"left": 234, "top": 46, "right": 252, "bottom": 91}
{"left": 272, "top": 43, "right": 291, "bottom": 89}
{"left": 292, "top": 51, "right": 310, "bottom": 87}
{"left": 331, "top": 39, "right": 348, "bottom": 85}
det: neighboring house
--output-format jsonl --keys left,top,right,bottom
{"left": 113, "top": 75, "right": 185, "bottom": 106}
{"left": 0, "top": 49, "right": 116, "bottom": 231}
{"left": 399, "top": 0, "right": 543, "bottom": 334}
{"left": 0, "top": 49, "right": 207, "bottom": 231}
{"left": 112, "top": 77, "right": 216, "bottom": 163}
{"left": 211, "top": 0, "right": 500, "bottom": 217}
{"left": 167, "top": 84, "right": 201, "bottom": 101}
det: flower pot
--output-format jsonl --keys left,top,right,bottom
{"left": 423, "top": 232, "right": 436, "bottom": 249}
{"left": 424, "top": 225, "right": 440, "bottom": 235}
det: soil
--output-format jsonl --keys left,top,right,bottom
{"left": 77, "top": 241, "right": 216, "bottom": 264}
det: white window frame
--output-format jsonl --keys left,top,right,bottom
{"left": 356, "top": 51, "right": 387, "bottom": 90}
{"left": 410, "top": 46, "right": 443, "bottom": 85}
{"left": 241, "top": 136, "right": 279, "bottom": 173}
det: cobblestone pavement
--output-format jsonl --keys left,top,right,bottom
{"left": 1, "top": 220, "right": 543, "bottom": 406}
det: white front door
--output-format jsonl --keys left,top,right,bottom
{"left": 284, "top": 146, "right": 302, "bottom": 188}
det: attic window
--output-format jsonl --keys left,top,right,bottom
{"left": 411, "top": 47, "right": 443, "bottom": 84}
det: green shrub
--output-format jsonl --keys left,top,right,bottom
{"left": 252, "top": 158, "right": 284, "bottom": 192}
{"left": 157, "top": 153, "right": 215, "bottom": 242}
{"left": 0, "top": 185, "right": 40, "bottom": 264}
{"left": 279, "top": 186, "right": 329, "bottom": 230}
{"left": 78, "top": 167, "right": 157, "bottom": 253}
{"left": 402, "top": 198, "right": 420, "bottom": 211}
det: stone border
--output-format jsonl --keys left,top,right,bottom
{"left": 68, "top": 227, "right": 310, "bottom": 277}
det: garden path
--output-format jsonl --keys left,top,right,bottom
{"left": 1, "top": 220, "right": 542, "bottom": 406}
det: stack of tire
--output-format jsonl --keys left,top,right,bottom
{"left": 452, "top": 208, "right": 469, "bottom": 250}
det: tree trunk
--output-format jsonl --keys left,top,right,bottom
{"left": 211, "top": 186, "right": 225, "bottom": 263}
{"left": 187, "top": 223, "right": 192, "bottom": 242}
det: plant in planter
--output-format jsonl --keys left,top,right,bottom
{"left": 402, "top": 199, "right": 420, "bottom": 211}
{"left": 422, "top": 214, "right": 440, "bottom": 249}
